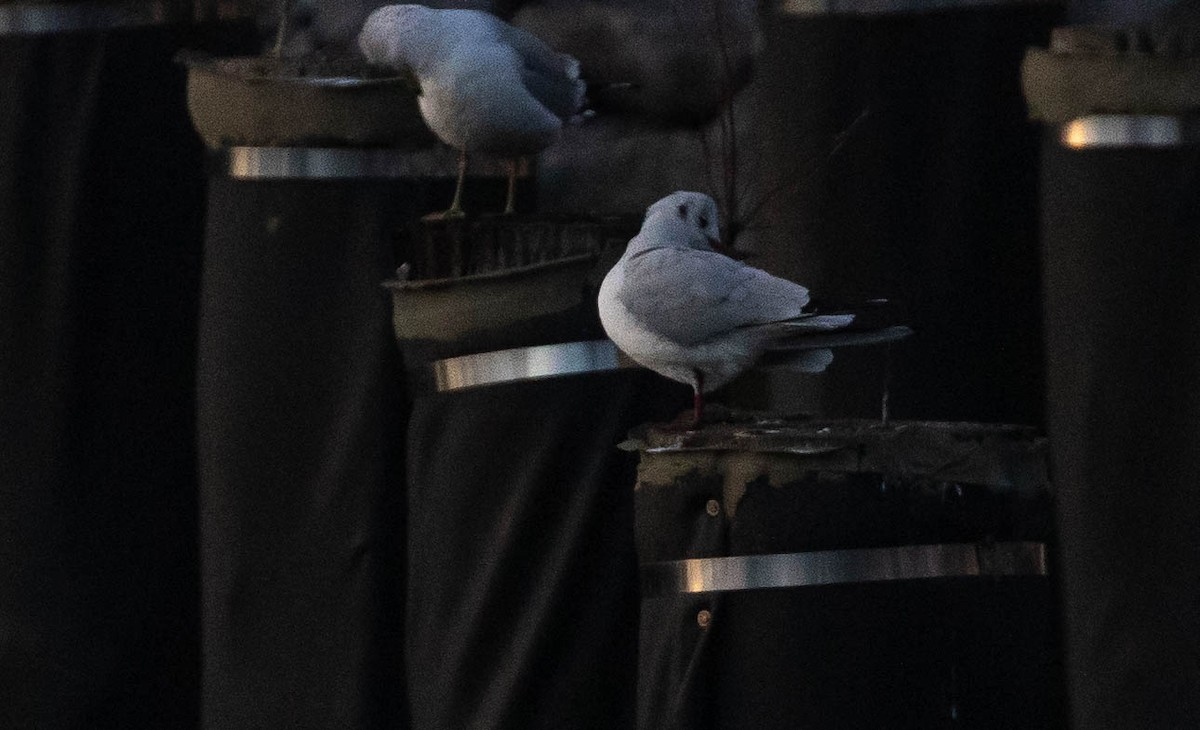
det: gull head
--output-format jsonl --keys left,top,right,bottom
{"left": 358, "top": 4, "right": 438, "bottom": 73}
{"left": 644, "top": 191, "right": 723, "bottom": 251}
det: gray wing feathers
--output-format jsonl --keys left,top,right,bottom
{"left": 501, "top": 22, "right": 579, "bottom": 77}
{"left": 521, "top": 66, "right": 584, "bottom": 119}
{"left": 501, "top": 23, "right": 584, "bottom": 118}
{"left": 620, "top": 245, "right": 814, "bottom": 346}
{"left": 773, "top": 313, "right": 855, "bottom": 331}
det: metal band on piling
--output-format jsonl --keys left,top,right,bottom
{"left": 430, "top": 340, "right": 636, "bottom": 393}
{"left": 1060, "top": 114, "right": 1191, "bottom": 149}
{"left": 641, "top": 542, "right": 1048, "bottom": 596}
{"left": 223, "top": 146, "right": 530, "bottom": 181}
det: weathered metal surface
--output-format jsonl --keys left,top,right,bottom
{"left": 633, "top": 415, "right": 1059, "bottom": 727}
{"left": 385, "top": 217, "right": 639, "bottom": 347}
{"left": 185, "top": 54, "right": 432, "bottom": 149}
{"left": 385, "top": 254, "right": 598, "bottom": 344}
{"left": 631, "top": 418, "right": 1049, "bottom": 511}
{"left": 394, "top": 215, "right": 639, "bottom": 281}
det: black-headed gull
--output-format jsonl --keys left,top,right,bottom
{"left": 358, "top": 4, "right": 586, "bottom": 218}
{"left": 599, "top": 191, "right": 911, "bottom": 424}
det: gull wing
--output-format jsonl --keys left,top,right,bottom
{"left": 498, "top": 22, "right": 585, "bottom": 118}
{"left": 618, "top": 243, "right": 813, "bottom": 347}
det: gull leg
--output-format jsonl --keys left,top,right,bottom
{"left": 880, "top": 342, "right": 893, "bottom": 427}
{"left": 502, "top": 158, "right": 519, "bottom": 215}
{"left": 662, "top": 371, "right": 706, "bottom": 431}
{"left": 449, "top": 149, "right": 467, "bottom": 215}
{"left": 424, "top": 149, "right": 468, "bottom": 221}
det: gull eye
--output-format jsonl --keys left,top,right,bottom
{"left": 677, "top": 204, "right": 689, "bottom": 220}
{"left": 698, "top": 216, "right": 709, "bottom": 228}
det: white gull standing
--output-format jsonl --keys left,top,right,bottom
{"left": 358, "top": 4, "right": 586, "bottom": 218}
{"left": 599, "top": 191, "right": 912, "bottom": 424}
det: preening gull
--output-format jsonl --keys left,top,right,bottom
{"left": 599, "top": 191, "right": 912, "bottom": 424}
{"left": 358, "top": 4, "right": 586, "bottom": 217}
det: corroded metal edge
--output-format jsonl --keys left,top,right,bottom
{"left": 634, "top": 418, "right": 1042, "bottom": 453}
{"left": 383, "top": 253, "right": 597, "bottom": 292}
{"left": 630, "top": 418, "right": 1050, "bottom": 494}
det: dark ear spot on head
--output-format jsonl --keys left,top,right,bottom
{"left": 677, "top": 204, "right": 689, "bottom": 220}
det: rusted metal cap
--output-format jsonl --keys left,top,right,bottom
{"left": 183, "top": 53, "right": 432, "bottom": 150}
{"left": 384, "top": 217, "right": 639, "bottom": 348}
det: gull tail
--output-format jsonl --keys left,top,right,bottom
{"left": 778, "top": 313, "right": 855, "bottom": 332}
{"left": 772, "top": 325, "right": 913, "bottom": 351}
{"left": 767, "top": 298, "right": 913, "bottom": 351}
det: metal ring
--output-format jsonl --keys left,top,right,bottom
{"left": 0, "top": 1, "right": 250, "bottom": 35}
{"left": 778, "top": 0, "right": 1054, "bottom": 15}
{"left": 432, "top": 340, "right": 636, "bottom": 392}
{"left": 641, "top": 542, "right": 1047, "bottom": 596}
{"left": 223, "top": 146, "right": 531, "bottom": 181}
{"left": 1060, "top": 114, "right": 1186, "bottom": 149}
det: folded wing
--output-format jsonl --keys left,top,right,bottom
{"left": 500, "top": 22, "right": 585, "bottom": 119}
{"left": 619, "top": 244, "right": 817, "bottom": 346}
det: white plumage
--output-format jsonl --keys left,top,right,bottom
{"left": 358, "top": 4, "right": 586, "bottom": 216}
{"left": 599, "top": 191, "right": 910, "bottom": 422}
